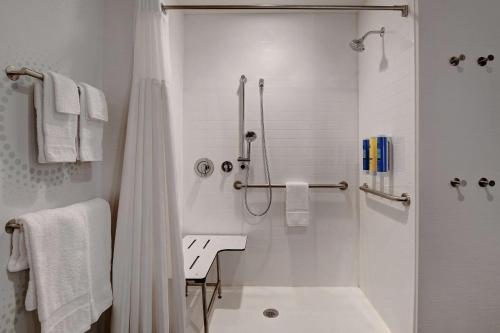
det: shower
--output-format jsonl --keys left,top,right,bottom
{"left": 239, "top": 76, "right": 272, "bottom": 217}
{"left": 350, "top": 27, "right": 385, "bottom": 52}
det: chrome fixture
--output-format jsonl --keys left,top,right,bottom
{"left": 237, "top": 75, "right": 248, "bottom": 168}
{"left": 359, "top": 183, "right": 411, "bottom": 206}
{"left": 350, "top": 27, "right": 385, "bottom": 52}
{"left": 5, "top": 219, "right": 21, "bottom": 234}
{"left": 234, "top": 181, "right": 348, "bottom": 190}
{"left": 478, "top": 177, "right": 495, "bottom": 187}
{"left": 449, "top": 54, "right": 466, "bottom": 66}
{"left": 194, "top": 158, "right": 214, "bottom": 178}
{"left": 5, "top": 65, "right": 44, "bottom": 81}
{"left": 221, "top": 161, "right": 233, "bottom": 173}
{"left": 161, "top": 4, "right": 409, "bottom": 17}
{"left": 477, "top": 55, "right": 494, "bottom": 66}
{"left": 242, "top": 78, "right": 273, "bottom": 217}
{"left": 450, "top": 177, "right": 464, "bottom": 187}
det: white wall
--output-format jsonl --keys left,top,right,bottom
{"left": 358, "top": 1, "right": 416, "bottom": 333}
{"left": 418, "top": 1, "right": 500, "bottom": 332}
{"left": 0, "top": 0, "right": 115, "bottom": 332}
{"left": 182, "top": 13, "right": 359, "bottom": 286}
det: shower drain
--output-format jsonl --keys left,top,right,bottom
{"left": 263, "top": 308, "right": 279, "bottom": 318}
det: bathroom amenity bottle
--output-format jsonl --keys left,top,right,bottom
{"left": 377, "top": 136, "right": 388, "bottom": 173}
{"left": 362, "top": 139, "right": 370, "bottom": 172}
{"left": 369, "top": 137, "right": 377, "bottom": 174}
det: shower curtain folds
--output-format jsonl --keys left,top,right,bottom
{"left": 111, "top": 0, "right": 186, "bottom": 332}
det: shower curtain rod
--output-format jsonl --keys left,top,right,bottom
{"left": 161, "top": 4, "right": 409, "bottom": 17}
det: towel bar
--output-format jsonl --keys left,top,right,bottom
{"left": 233, "top": 181, "right": 348, "bottom": 190}
{"left": 5, "top": 65, "right": 44, "bottom": 81}
{"left": 5, "top": 219, "right": 21, "bottom": 234}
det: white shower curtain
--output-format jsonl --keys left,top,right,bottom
{"left": 111, "top": 0, "right": 186, "bottom": 332}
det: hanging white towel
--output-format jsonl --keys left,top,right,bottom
{"left": 42, "top": 72, "right": 79, "bottom": 162}
{"left": 77, "top": 83, "right": 108, "bottom": 161}
{"left": 50, "top": 71, "right": 80, "bottom": 115}
{"left": 33, "top": 81, "right": 47, "bottom": 163}
{"left": 73, "top": 198, "right": 113, "bottom": 323}
{"left": 21, "top": 207, "right": 92, "bottom": 333}
{"left": 7, "top": 228, "right": 29, "bottom": 272}
{"left": 286, "top": 181, "right": 310, "bottom": 227}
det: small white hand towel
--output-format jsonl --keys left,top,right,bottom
{"left": 73, "top": 198, "right": 113, "bottom": 322}
{"left": 79, "top": 83, "right": 108, "bottom": 121}
{"left": 7, "top": 228, "right": 29, "bottom": 272}
{"left": 77, "top": 83, "right": 108, "bottom": 161}
{"left": 50, "top": 71, "right": 80, "bottom": 115}
{"left": 21, "top": 207, "right": 92, "bottom": 333}
{"left": 286, "top": 181, "right": 310, "bottom": 227}
{"left": 43, "top": 72, "right": 79, "bottom": 162}
{"left": 33, "top": 81, "right": 47, "bottom": 163}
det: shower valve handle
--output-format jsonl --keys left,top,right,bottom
{"left": 477, "top": 55, "right": 494, "bottom": 66}
{"left": 449, "top": 54, "right": 466, "bottom": 66}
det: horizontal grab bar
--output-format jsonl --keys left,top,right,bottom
{"left": 359, "top": 183, "right": 410, "bottom": 206}
{"left": 233, "top": 181, "right": 348, "bottom": 190}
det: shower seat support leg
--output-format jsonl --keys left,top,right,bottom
{"left": 216, "top": 254, "right": 222, "bottom": 299}
{"left": 202, "top": 282, "right": 209, "bottom": 333}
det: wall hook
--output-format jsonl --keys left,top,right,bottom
{"left": 477, "top": 55, "right": 494, "bottom": 66}
{"left": 478, "top": 177, "right": 495, "bottom": 187}
{"left": 450, "top": 178, "right": 464, "bottom": 188}
{"left": 449, "top": 54, "right": 466, "bottom": 66}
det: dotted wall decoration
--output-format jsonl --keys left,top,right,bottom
{"left": 0, "top": 52, "right": 86, "bottom": 192}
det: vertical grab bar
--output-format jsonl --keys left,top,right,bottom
{"left": 238, "top": 75, "right": 247, "bottom": 164}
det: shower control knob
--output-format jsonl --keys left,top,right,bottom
{"left": 221, "top": 161, "right": 233, "bottom": 173}
{"left": 477, "top": 54, "right": 494, "bottom": 66}
{"left": 478, "top": 178, "right": 495, "bottom": 187}
{"left": 194, "top": 158, "right": 214, "bottom": 178}
{"left": 449, "top": 54, "right": 466, "bottom": 66}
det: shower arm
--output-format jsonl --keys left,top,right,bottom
{"left": 359, "top": 28, "right": 385, "bottom": 41}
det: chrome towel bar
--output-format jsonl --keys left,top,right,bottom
{"left": 233, "top": 181, "right": 348, "bottom": 191}
{"left": 5, "top": 65, "right": 44, "bottom": 81}
{"left": 359, "top": 183, "right": 411, "bottom": 206}
{"left": 5, "top": 219, "right": 21, "bottom": 234}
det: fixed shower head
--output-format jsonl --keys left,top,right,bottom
{"left": 350, "top": 27, "right": 385, "bottom": 52}
{"left": 245, "top": 131, "right": 257, "bottom": 143}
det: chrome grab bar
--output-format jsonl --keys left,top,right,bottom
{"left": 234, "top": 181, "right": 348, "bottom": 190}
{"left": 359, "top": 183, "right": 411, "bottom": 206}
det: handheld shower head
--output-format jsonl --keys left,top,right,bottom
{"left": 350, "top": 27, "right": 385, "bottom": 52}
{"left": 245, "top": 131, "right": 257, "bottom": 143}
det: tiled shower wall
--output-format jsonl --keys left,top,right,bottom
{"left": 358, "top": 0, "right": 416, "bottom": 332}
{"left": 182, "top": 13, "right": 359, "bottom": 286}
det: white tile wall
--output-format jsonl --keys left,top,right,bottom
{"left": 182, "top": 13, "right": 359, "bottom": 286}
{"left": 358, "top": 1, "right": 416, "bottom": 333}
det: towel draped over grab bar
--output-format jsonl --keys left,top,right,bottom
{"left": 233, "top": 180, "right": 348, "bottom": 190}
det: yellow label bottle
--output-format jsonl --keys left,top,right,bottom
{"left": 369, "top": 137, "right": 377, "bottom": 174}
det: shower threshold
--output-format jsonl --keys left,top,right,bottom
{"left": 186, "top": 286, "right": 391, "bottom": 333}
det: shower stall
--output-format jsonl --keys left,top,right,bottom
{"left": 175, "top": 2, "right": 416, "bottom": 333}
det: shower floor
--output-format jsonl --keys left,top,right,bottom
{"left": 186, "top": 286, "right": 391, "bottom": 333}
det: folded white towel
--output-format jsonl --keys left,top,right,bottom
{"left": 33, "top": 81, "right": 47, "bottom": 163}
{"left": 43, "top": 73, "right": 79, "bottom": 162}
{"left": 79, "top": 83, "right": 108, "bottom": 121}
{"left": 73, "top": 198, "right": 113, "bottom": 322}
{"left": 77, "top": 83, "right": 108, "bottom": 161}
{"left": 7, "top": 228, "right": 29, "bottom": 272}
{"left": 50, "top": 71, "right": 80, "bottom": 115}
{"left": 286, "top": 181, "right": 310, "bottom": 227}
{"left": 21, "top": 207, "right": 92, "bottom": 333}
